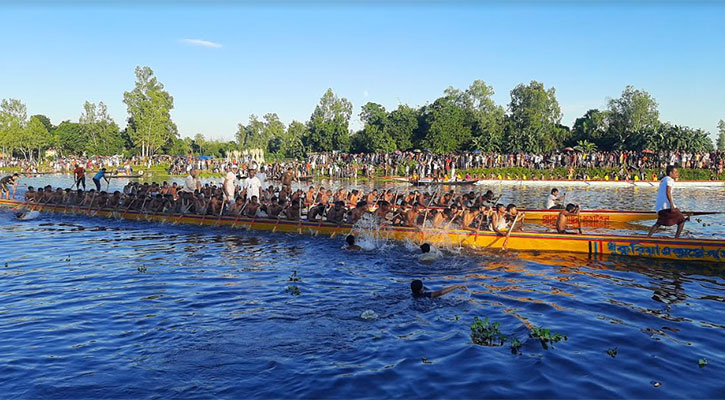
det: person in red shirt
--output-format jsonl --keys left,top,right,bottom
{"left": 73, "top": 164, "right": 86, "bottom": 190}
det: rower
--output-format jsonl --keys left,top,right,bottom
{"left": 555, "top": 203, "right": 580, "bottom": 234}
{"left": 506, "top": 204, "right": 525, "bottom": 231}
{"left": 410, "top": 279, "right": 466, "bottom": 299}
{"left": 326, "top": 201, "right": 346, "bottom": 224}
{"left": 545, "top": 188, "right": 566, "bottom": 209}
{"left": 490, "top": 203, "right": 509, "bottom": 236}
{"left": 648, "top": 165, "right": 687, "bottom": 238}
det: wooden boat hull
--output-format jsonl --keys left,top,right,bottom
{"left": 2, "top": 199, "right": 723, "bottom": 263}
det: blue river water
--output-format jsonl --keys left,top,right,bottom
{"left": 1, "top": 176, "right": 724, "bottom": 398}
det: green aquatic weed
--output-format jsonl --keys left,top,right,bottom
{"left": 137, "top": 265, "right": 147, "bottom": 273}
{"left": 699, "top": 358, "right": 707, "bottom": 368}
{"left": 606, "top": 347, "right": 618, "bottom": 358}
{"left": 288, "top": 271, "right": 301, "bottom": 282}
{"left": 529, "top": 327, "right": 567, "bottom": 350}
{"left": 287, "top": 285, "right": 301, "bottom": 296}
{"left": 510, "top": 338, "right": 523, "bottom": 354}
{"left": 470, "top": 317, "right": 507, "bottom": 346}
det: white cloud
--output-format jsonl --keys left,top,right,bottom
{"left": 180, "top": 38, "right": 223, "bottom": 49}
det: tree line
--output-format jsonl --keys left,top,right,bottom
{"left": 1, "top": 66, "right": 724, "bottom": 161}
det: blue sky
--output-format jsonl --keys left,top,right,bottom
{"left": 1, "top": 1, "right": 724, "bottom": 141}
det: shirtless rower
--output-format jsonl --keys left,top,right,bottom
{"left": 326, "top": 201, "right": 347, "bottom": 224}
{"left": 555, "top": 203, "right": 581, "bottom": 234}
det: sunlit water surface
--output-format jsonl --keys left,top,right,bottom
{"left": 1, "top": 176, "right": 724, "bottom": 398}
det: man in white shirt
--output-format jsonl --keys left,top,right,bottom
{"left": 648, "top": 165, "right": 686, "bottom": 238}
{"left": 545, "top": 188, "right": 565, "bottom": 209}
{"left": 242, "top": 168, "right": 263, "bottom": 201}
{"left": 223, "top": 165, "right": 238, "bottom": 204}
{"left": 256, "top": 165, "right": 267, "bottom": 189}
{"left": 183, "top": 169, "right": 201, "bottom": 193}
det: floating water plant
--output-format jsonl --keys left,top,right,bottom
{"left": 288, "top": 271, "right": 301, "bottom": 282}
{"left": 470, "top": 317, "right": 507, "bottom": 346}
{"left": 510, "top": 338, "right": 523, "bottom": 354}
{"left": 529, "top": 327, "right": 567, "bottom": 350}
{"left": 699, "top": 358, "right": 708, "bottom": 368}
{"left": 606, "top": 347, "right": 618, "bottom": 358}
{"left": 137, "top": 265, "right": 147, "bottom": 273}
{"left": 287, "top": 285, "right": 301, "bottom": 296}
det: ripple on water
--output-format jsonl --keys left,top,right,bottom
{"left": 1, "top": 181, "right": 725, "bottom": 398}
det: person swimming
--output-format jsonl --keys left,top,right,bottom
{"left": 410, "top": 279, "right": 466, "bottom": 298}
{"left": 345, "top": 234, "right": 362, "bottom": 251}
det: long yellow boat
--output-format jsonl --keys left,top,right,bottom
{"left": 402, "top": 207, "right": 718, "bottom": 224}
{"left": 2, "top": 199, "right": 724, "bottom": 263}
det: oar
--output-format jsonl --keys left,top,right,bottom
{"left": 473, "top": 209, "right": 488, "bottom": 242}
{"left": 501, "top": 213, "right": 521, "bottom": 252}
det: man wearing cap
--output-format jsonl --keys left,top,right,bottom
{"left": 224, "top": 165, "right": 238, "bottom": 204}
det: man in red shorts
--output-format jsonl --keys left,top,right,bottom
{"left": 648, "top": 165, "right": 687, "bottom": 238}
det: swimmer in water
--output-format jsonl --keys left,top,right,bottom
{"left": 420, "top": 243, "right": 431, "bottom": 253}
{"left": 345, "top": 234, "right": 362, "bottom": 251}
{"left": 410, "top": 279, "right": 466, "bottom": 298}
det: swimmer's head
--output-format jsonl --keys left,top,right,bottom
{"left": 420, "top": 243, "right": 431, "bottom": 253}
{"left": 346, "top": 235, "right": 355, "bottom": 246}
{"left": 410, "top": 279, "right": 424, "bottom": 295}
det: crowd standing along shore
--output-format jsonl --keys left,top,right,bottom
{"left": 2, "top": 148, "right": 725, "bottom": 182}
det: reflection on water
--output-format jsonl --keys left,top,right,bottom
{"left": 1, "top": 177, "right": 724, "bottom": 398}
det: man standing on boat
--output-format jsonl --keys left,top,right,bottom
{"left": 242, "top": 167, "right": 263, "bottom": 201}
{"left": 73, "top": 164, "right": 86, "bottom": 190}
{"left": 92, "top": 168, "right": 109, "bottom": 191}
{"left": 648, "top": 165, "right": 687, "bottom": 238}
{"left": 223, "top": 165, "right": 238, "bottom": 205}
{"left": 183, "top": 169, "right": 201, "bottom": 193}
{"left": 0, "top": 173, "right": 19, "bottom": 199}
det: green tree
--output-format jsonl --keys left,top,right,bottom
{"left": 0, "top": 98, "right": 28, "bottom": 156}
{"left": 282, "top": 120, "right": 307, "bottom": 159}
{"left": 607, "top": 85, "right": 660, "bottom": 149}
{"left": 507, "top": 81, "right": 564, "bottom": 152}
{"left": 122, "top": 66, "right": 177, "bottom": 157}
{"left": 164, "top": 137, "right": 191, "bottom": 156}
{"left": 419, "top": 97, "right": 471, "bottom": 153}
{"left": 263, "top": 113, "right": 286, "bottom": 153}
{"left": 30, "top": 114, "right": 54, "bottom": 133}
{"left": 304, "top": 88, "right": 353, "bottom": 152}
{"left": 16, "top": 116, "right": 50, "bottom": 160}
{"left": 446, "top": 80, "right": 505, "bottom": 151}
{"left": 236, "top": 114, "right": 267, "bottom": 150}
{"left": 54, "top": 121, "right": 86, "bottom": 156}
{"left": 352, "top": 102, "right": 396, "bottom": 153}
{"left": 80, "top": 101, "right": 124, "bottom": 155}
{"left": 717, "top": 120, "right": 725, "bottom": 150}
{"left": 386, "top": 104, "right": 418, "bottom": 151}
{"left": 571, "top": 109, "right": 611, "bottom": 150}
